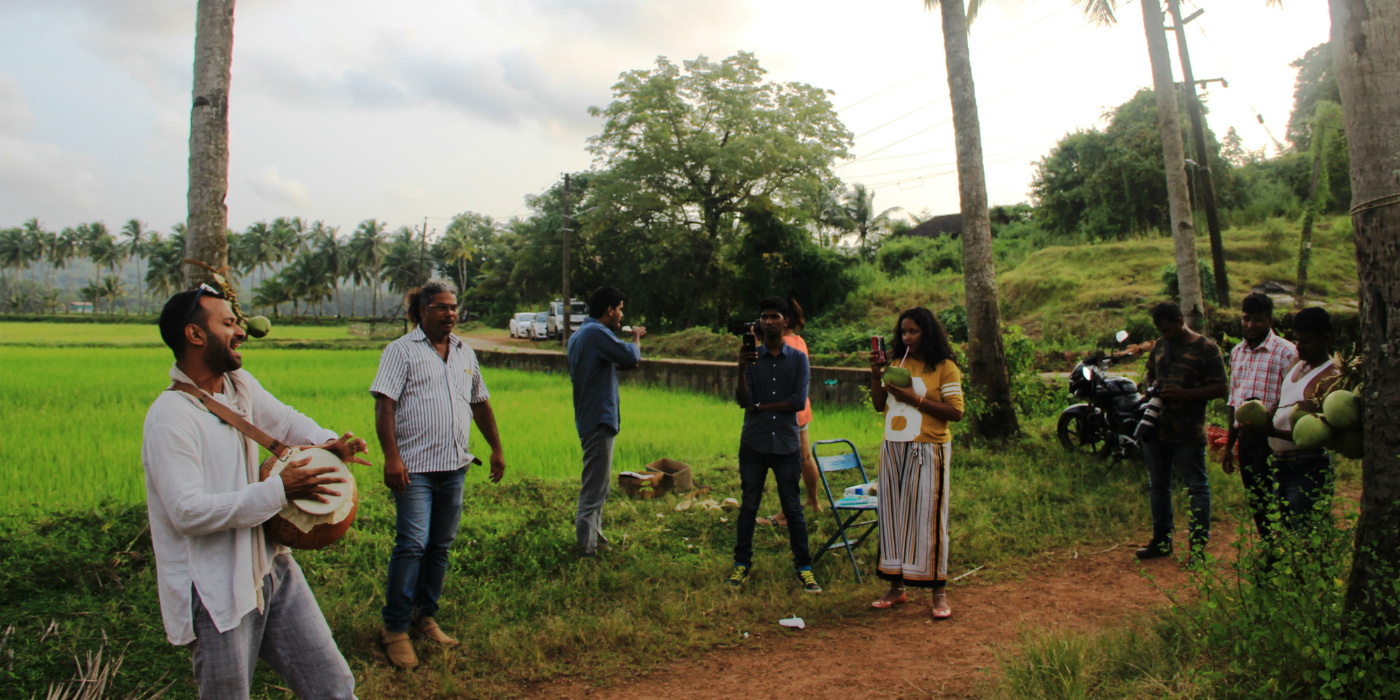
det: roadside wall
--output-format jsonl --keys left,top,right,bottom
{"left": 475, "top": 349, "right": 873, "bottom": 408}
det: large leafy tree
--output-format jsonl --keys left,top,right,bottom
{"left": 1287, "top": 43, "right": 1342, "bottom": 152}
{"left": 1330, "top": 0, "right": 1400, "bottom": 634}
{"left": 921, "top": 0, "right": 1019, "bottom": 438}
{"left": 1031, "top": 88, "right": 1233, "bottom": 240}
{"left": 586, "top": 52, "right": 852, "bottom": 326}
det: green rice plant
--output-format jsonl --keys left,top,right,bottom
{"left": 0, "top": 347, "right": 882, "bottom": 517}
{"left": 0, "top": 322, "right": 359, "bottom": 347}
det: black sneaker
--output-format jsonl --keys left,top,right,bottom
{"left": 726, "top": 564, "right": 751, "bottom": 588}
{"left": 1135, "top": 540, "right": 1173, "bottom": 560}
{"left": 797, "top": 569, "right": 823, "bottom": 594}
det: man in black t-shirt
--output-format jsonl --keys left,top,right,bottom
{"left": 1137, "top": 301, "right": 1228, "bottom": 563}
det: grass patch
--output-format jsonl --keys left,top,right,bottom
{"left": 1, "top": 337, "right": 1229, "bottom": 697}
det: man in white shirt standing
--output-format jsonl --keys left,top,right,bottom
{"left": 371, "top": 280, "right": 505, "bottom": 670}
{"left": 141, "top": 285, "right": 370, "bottom": 699}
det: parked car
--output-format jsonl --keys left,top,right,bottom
{"left": 530, "top": 312, "right": 549, "bottom": 340}
{"left": 548, "top": 299, "right": 589, "bottom": 339}
{"left": 508, "top": 312, "right": 537, "bottom": 339}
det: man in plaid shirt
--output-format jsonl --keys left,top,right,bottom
{"left": 1223, "top": 292, "right": 1297, "bottom": 540}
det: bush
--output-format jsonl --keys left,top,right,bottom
{"left": 875, "top": 236, "right": 962, "bottom": 277}
{"left": 1161, "top": 260, "right": 1219, "bottom": 305}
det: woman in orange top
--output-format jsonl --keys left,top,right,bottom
{"left": 779, "top": 299, "right": 822, "bottom": 518}
{"left": 868, "top": 307, "right": 964, "bottom": 619}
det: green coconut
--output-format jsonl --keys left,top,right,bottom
{"left": 1322, "top": 389, "right": 1361, "bottom": 431}
{"left": 882, "top": 366, "right": 912, "bottom": 388}
{"left": 1293, "top": 413, "right": 1333, "bottom": 451}
{"left": 245, "top": 315, "right": 272, "bottom": 338}
{"left": 1290, "top": 407, "right": 1313, "bottom": 431}
{"left": 1332, "top": 428, "right": 1365, "bottom": 460}
{"left": 1236, "top": 399, "right": 1269, "bottom": 429}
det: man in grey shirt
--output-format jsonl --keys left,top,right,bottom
{"left": 567, "top": 286, "right": 646, "bottom": 557}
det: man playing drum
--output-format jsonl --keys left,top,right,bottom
{"left": 141, "top": 285, "right": 370, "bottom": 699}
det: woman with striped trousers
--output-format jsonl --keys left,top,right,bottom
{"left": 867, "top": 307, "right": 964, "bottom": 618}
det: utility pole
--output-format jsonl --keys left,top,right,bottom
{"left": 561, "top": 174, "right": 572, "bottom": 348}
{"left": 1166, "top": 0, "right": 1230, "bottom": 308}
{"left": 420, "top": 216, "right": 429, "bottom": 286}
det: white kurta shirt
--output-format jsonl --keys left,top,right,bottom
{"left": 141, "top": 366, "right": 337, "bottom": 645}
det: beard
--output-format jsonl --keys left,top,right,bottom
{"left": 205, "top": 333, "right": 243, "bottom": 374}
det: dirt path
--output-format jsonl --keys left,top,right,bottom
{"left": 533, "top": 544, "right": 1197, "bottom": 699}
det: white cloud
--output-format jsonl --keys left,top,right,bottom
{"left": 0, "top": 73, "right": 102, "bottom": 215}
{"left": 247, "top": 166, "right": 310, "bottom": 207}
{"left": 0, "top": 74, "right": 33, "bottom": 135}
{"left": 390, "top": 184, "right": 429, "bottom": 205}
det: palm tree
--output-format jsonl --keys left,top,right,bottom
{"left": 921, "top": 0, "right": 1020, "bottom": 438}
{"left": 146, "top": 227, "right": 188, "bottom": 304}
{"left": 1328, "top": 0, "right": 1400, "bottom": 628}
{"left": 54, "top": 228, "right": 82, "bottom": 310}
{"left": 121, "top": 219, "right": 150, "bottom": 314}
{"left": 185, "top": 0, "right": 236, "bottom": 288}
{"left": 82, "top": 223, "right": 125, "bottom": 300}
{"left": 252, "top": 276, "right": 291, "bottom": 318}
{"left": 20, "top": 219, "right": 47, "bottom": 286}
{"left": 380, "top": 227, "right": 425, "bottom": 300}
{"left": 435, "top": 225, "right": 477, "bottom": 294}
{"left": 98, "top": 275, "right": 125, "bottom": 316}
{"left": 0, "top": 227, "right": 24, "bottom": 283}
{"left": 1073, "top": 0, "right": 1204, "bottom": 330}
{"left": 308, "top": 222, "right": 346, "bottom": 316}
{"left": 348, "top": 219, "right": 388, "bottom": 318}
{"left": 835, "top": 183, "right": 903, "bottom": 254}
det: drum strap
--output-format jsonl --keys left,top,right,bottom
{"left": 168, "top": 381, "right": 292, "bottom": 461}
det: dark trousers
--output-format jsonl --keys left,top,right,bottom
{"left": 1273, "top": 450, "right": 1333, "bottom": 533}
{"left": 1236, "top": 434, "right": 1274, "bottom": 540}
{"left": 1143, "top": 437, "right": 1211, "bottom": 547}
{"left": 734, "top": 445, "right": 812, "bottom": 569}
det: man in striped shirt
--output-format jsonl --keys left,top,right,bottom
{"left": 1223, "top": 292, "right": 1297, "bottom": 540}
{"left": 370, "top": 280, "right": 505, "bottom": 670}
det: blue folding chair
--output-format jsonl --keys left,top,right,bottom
{"left": 810, "top": 438, "right": 879, "bottom": 582}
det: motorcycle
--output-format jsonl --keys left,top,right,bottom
{"left": 1056, "top": 330, "right": 1161, "bottom": 462}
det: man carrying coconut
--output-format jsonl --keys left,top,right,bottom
{"left": 1246, "top": 307, "right": 1340, "bottom": 532}
{"left": 567, "top": 286, "right": 645, "bottom": 557}
{"left": 728, "top": 296, "right": 819, "bottom": 593}
{"left": 1223, "top": 292, "right": 1297, "bottom": 541}
{"left": 142, "top": 286, "right": 370, "bottom": 699}
{"left": 372, "top": 280, "right": 506, "bottom": 670}
{"left": 1136, "top": 301, "right": 1228, "bottom": 564}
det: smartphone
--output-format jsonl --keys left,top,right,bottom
{"left": 742, "top": 325, "right": 756, "bottom": 353}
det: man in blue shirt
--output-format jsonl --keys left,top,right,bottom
{"left": 728, "top": 297, "right": 819, "bottom": 593}
{"left": 567, "top": 286, "right": 646, "bottom": 557}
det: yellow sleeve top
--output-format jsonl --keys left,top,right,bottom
{"left": 882, "top": 357, "right": 964, "bottom": 443}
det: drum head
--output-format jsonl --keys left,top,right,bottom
{"left": 282, "top": 448, "right": 353, "bottom": 516}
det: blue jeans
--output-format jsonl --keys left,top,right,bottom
{"left": 382, "top": 468, "right": 465, "bottom": 633}
{"left": 1143, "top": 437, "right": 1211, "bottom": 546}
{"left": 734, "top": 445, "right": 811, "bottom": 570}
{"left": 1272, "top": 450, "right": 1333, "bottom": 532}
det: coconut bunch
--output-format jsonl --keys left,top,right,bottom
{"left": 1233, "top": 347, "right": 1366, "bottom": 459}
{"left": 1292, "top": 348, "right": 1365, "bottom": 458}
{"left": 183, "top": 260, "right": 273, "bottom": 338}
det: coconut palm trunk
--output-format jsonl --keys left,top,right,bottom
{"left": 928, "top": 0, "right": 1019, "bottom": 438}
{"left": 1332, "top": 0, "right": 1400, "bottom": 633}
{"left": 183, "top": 0, "right": 236, "bottom": 289}
{"left": 1141, "top": 0, "right": 1206, "bottom": 331}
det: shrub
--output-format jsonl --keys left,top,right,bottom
{"left": 1160, "top": 260, "right": 1219, "bottom": 305}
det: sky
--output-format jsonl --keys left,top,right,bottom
{"left": 0, "top": 0, "right": 1332, "bottom": 238}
